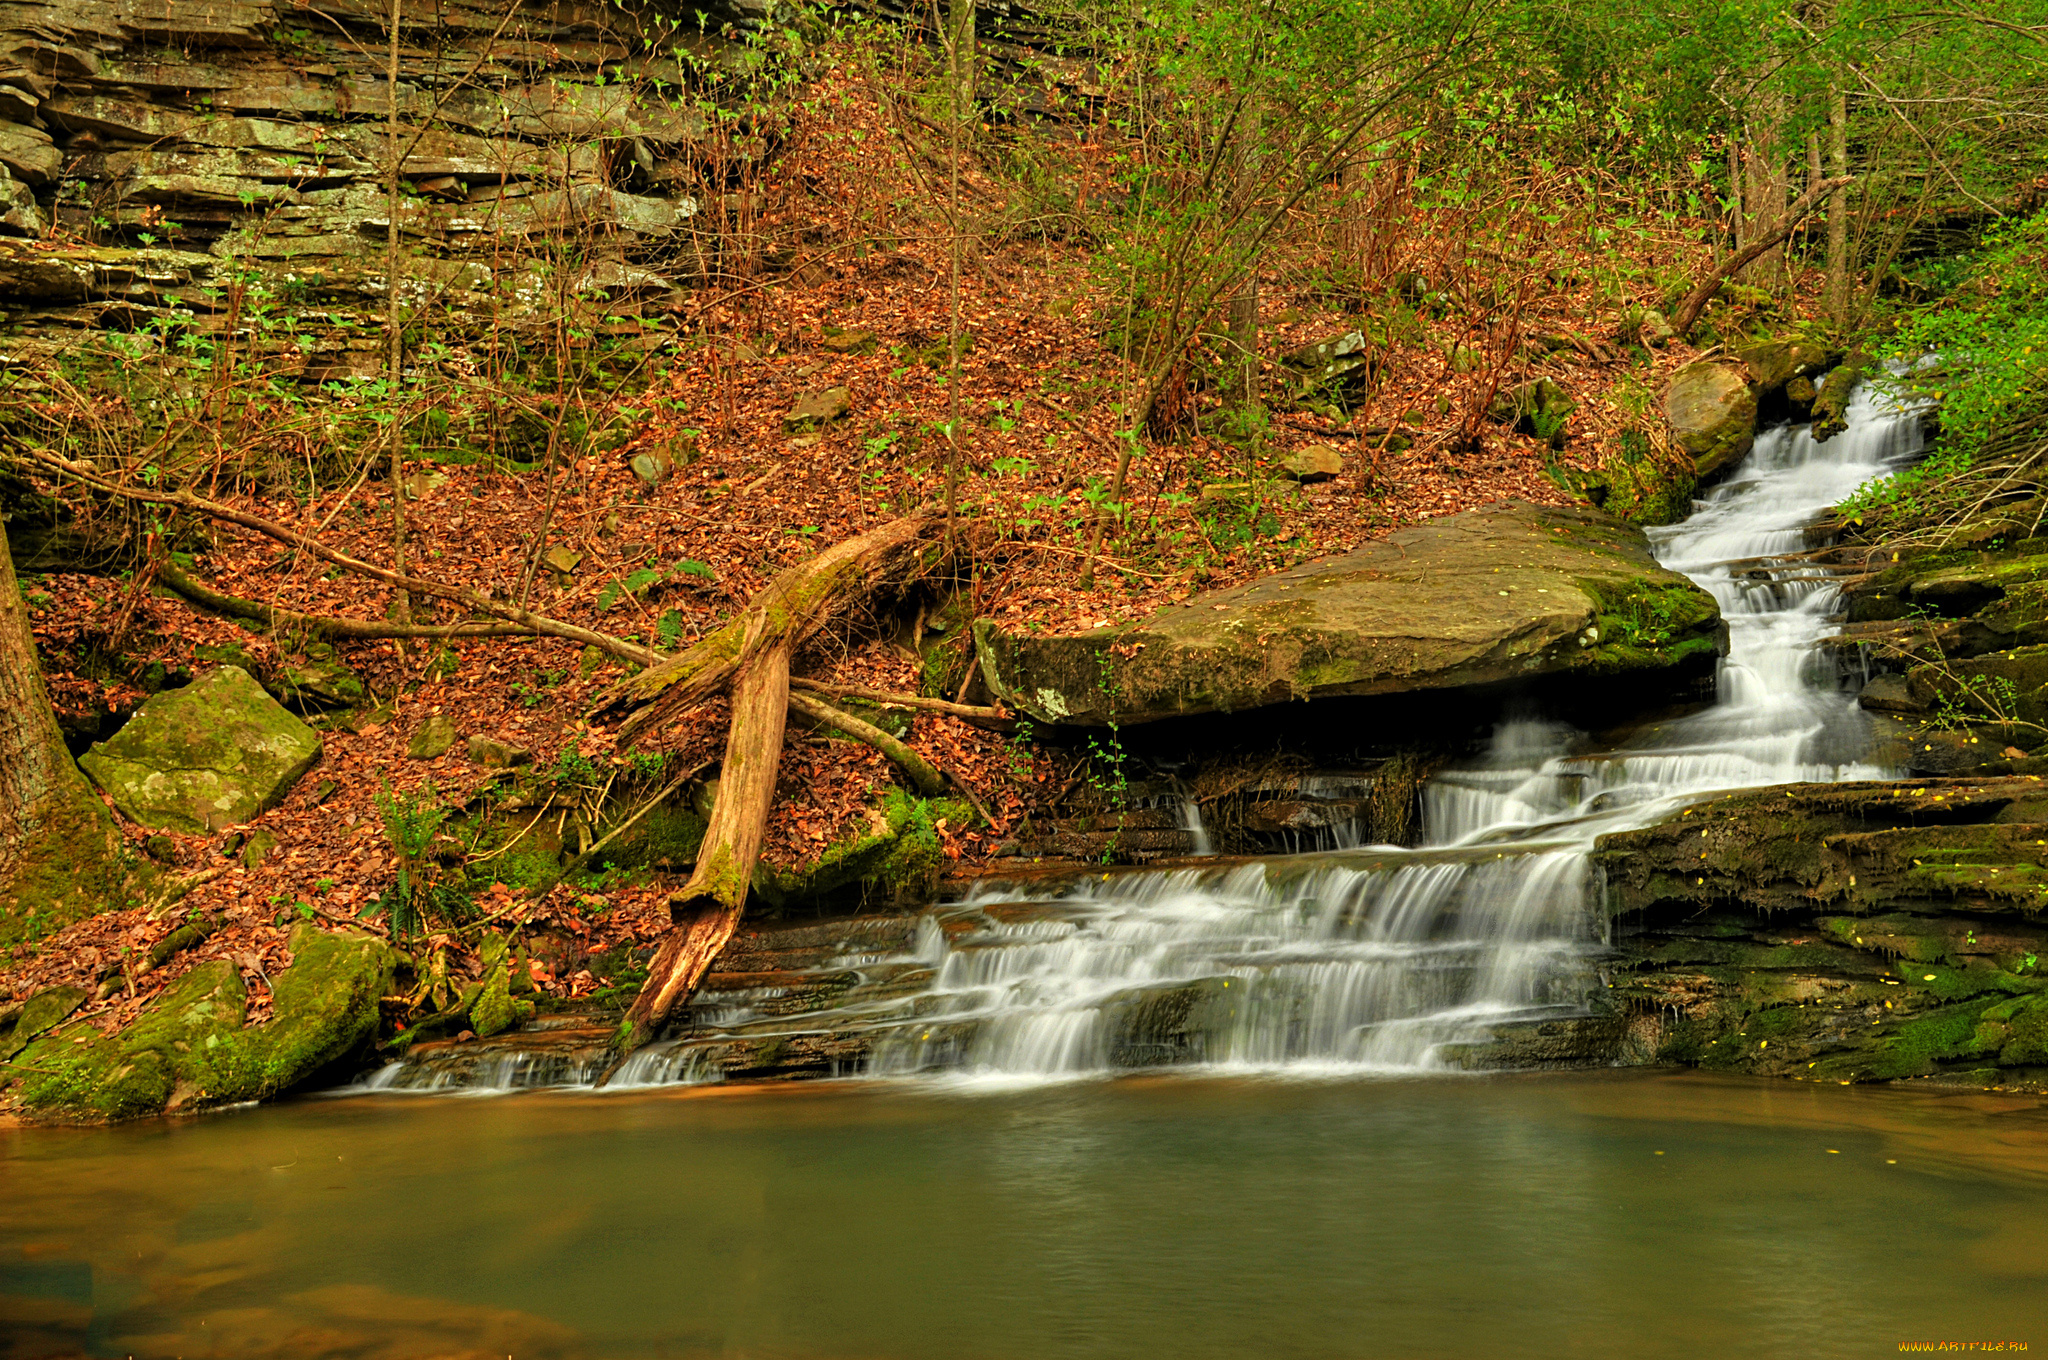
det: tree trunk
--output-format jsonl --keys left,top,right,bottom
{"left": 1225, "top": 99, "right": 1263, "bottom": 409}
{"left": 948, "top": 0, "right": 976, "bottom": 114}
{"left": 615, "top": 641, "right": 790, "bottom": 1052}
{"left": 1827, "top": 84, "right": 1850, "bottom": 328}
{"left": 1737, "top": 96, "right": 1790, "bottom": 285}
{"left": 0, "top": 525, "right": 133, "bottom": 942}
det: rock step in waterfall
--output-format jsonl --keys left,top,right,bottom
{"left": 359, "top": 374, "right": 1929, "bottom": 1094}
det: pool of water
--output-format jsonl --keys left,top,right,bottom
{"left": 5, "top": 1070, "right": 2046, "bottom": 1359}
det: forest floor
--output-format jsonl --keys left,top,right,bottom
{"left": 1, "top": 66, "right": 1819, "bottom": 1055}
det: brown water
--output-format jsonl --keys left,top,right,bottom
{"left": 4, "top": 1070, "right": 2046, "bottom": 1360}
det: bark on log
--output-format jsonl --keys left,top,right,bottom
{"left": 591, "top": 514, "right": 949, "bottom": 744}
{"left": 787, "top": 675, "right": 1010, "bottom": 726}
{"left": 614, "top": 643, "right": 791, "bottom": 1054}
{"left": 787, "top": 690, "right": 946, "bottom": 797}
{"left": 1673, "top": 175, "right": 1855, "bottom": 337}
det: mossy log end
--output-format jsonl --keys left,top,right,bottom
{"left": 593, "top": 513, "right": 952, "bottom": 744}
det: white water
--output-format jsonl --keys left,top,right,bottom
{"left": 865, "top": 376, "right": 1927, "bottom": 1082}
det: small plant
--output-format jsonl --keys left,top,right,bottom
{"left": 373, "top": 780, "right": 450, "bottom": 937}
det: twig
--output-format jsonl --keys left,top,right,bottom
{"left": 14, "top": 449, "right": 661, "bottom": 667}
{"left": 788, "top": 676, "right": 1010, "bottom": 725}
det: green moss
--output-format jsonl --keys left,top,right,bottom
{"left": 1812, "top": 1001, "right": 2005, "bottom": 1082}
{"left": 754, "top": 788, "right": 975, "bottom": 911}
{"left": 12, "top": 926, "right": 396, "bottom": 1122}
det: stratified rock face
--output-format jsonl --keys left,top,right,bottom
{"left": 975, "top": 501, "right": 1724, "bottom": 727}
{"left": 1594, "top": 778, "right": 2048, "bottom": 1087}
{"left": 1663, "top": 361, "right": 1757, "bottom": 480}
{"left": 79, "top": 665, "right": 321, "bottom": 833}
{"left": 0, "top": 0, "right": 764, "bottom": 367}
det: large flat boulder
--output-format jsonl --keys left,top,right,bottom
{"left": 79, "top": 664, "right": 321, "bottom": 833}
{"left": 975, "top": 501, "right": 1723, "bottom": 727}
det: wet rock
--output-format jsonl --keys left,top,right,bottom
{"left": 1857, "top": 673, "right": 1925, "bottom": 714}
{"left": 407, "top": 712, "right": 458, "bottom": 760}
{"left": 1737, "top": 339, "right": 1833, "bottom": 393}
{"left": 1278, "top": 445, "right": 1344, "bottom": 483}
{"left": 1662, "top": 362, "right": 1755, "bottom": 480}
{"left": 1596, "top": 779, "right": 2048, "bottom": 1086}
{"left": 785, "top": 385, "right": 851, "bottom": 431}
{"left": 976, "top": 501, "right": 1723, "bottom": 727}
{"left": 467, "top": 734, "right": 533, "bottom": 768}
{"left": 79, "top": 665, "right": 321, "bottom": 834}
{"left": 1811, "top": 358, "right": 1867, "bottom": 441}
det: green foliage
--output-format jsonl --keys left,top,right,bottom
{"left": 372, "top": 781, "right": 458, "bottom": 938}
{"left": 1841, "top": 210, "right": 2048, "bottom": 527}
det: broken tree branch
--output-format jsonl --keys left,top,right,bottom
{"left": 159, "top": 561, "right": 541, "bottom": 643}
{"left": 787, "top": 675, "right": 1010, "bottom": 726}
{"left": 591, "top": 513, "right": 952, "bottom": 744}
{"left": 1673, "top": 175, "right": 1855, "bottom": 336}
{"left": 13, "top": 448, "right": 660, "bottom": 667}
{"left": 788, "top": 689, "right": 946, "bottom": 797}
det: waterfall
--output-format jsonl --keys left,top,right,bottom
{"left": 864, "top": 375, "right": 1927, "bottom": 1082}
{"left": 349, "top": 375, "right": 1930, "bottom": 1096}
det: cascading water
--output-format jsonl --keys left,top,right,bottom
{"left": 858, "top": 374, "right": 1929, "bottom": 1082}
{"left": 351, "top": 375, "right": 1930, "bottom": 1096}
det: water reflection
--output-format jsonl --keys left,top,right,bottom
{"left": 5, "top": 1072, "right": 2044, "bottom": 1359}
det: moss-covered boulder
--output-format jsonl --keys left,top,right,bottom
{"left": 9, "top": 924, "right": 398, "bottom": 1122}
{"left": 78, "top": 665, "right": 321, "bottom": 833}
{"left": 1663, "top": 361, "right": 1756, "bottom": 480}
{"left": 975, "top": 501, "right": 1723, "bottom": 727}
{"left": 753, "top": 788, "right": 974, "bottom": 911}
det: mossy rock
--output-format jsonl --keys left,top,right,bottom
{"left": 976, "top": 502, "right": 1722, "bottom": 727}
{"left": 753, "top": 788, "right": 973, "bottom": 911}
{"left": 11, "top": 925, "right": 398, "bottom": 1122}
{"left": 78, "top": 665, "right": 322, "bottom": 834}
{"left": 1662, "top": 362, "right": 1755, "bottom": 480}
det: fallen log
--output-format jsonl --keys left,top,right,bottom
{"left": 614, "top": 641, "right": 791, "bottom": 1055}
{"left": 1672, "top": 175, "right": 1854, "bottom": 337}
{"left": 590, "top": 514, "right": 950, "bottom": 744}
{"left": 12, "top": 449, "right": 660, "bottom": 667}
{"left": 599, "top": 514, "right": 962, "bottom": 1058}
{"left": 158, "top": 561, "right": 541, "bottom": 643}
{"left": 787, "top": 676, "right": 1010, "bottom": 727}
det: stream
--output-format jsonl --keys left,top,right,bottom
{"left": 12, "top": 377, "right": 2048, "bottom": 1357}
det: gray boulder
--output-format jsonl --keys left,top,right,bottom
{"left": 1663, "top": 362, "right": 1756, "bottom": 480}
{"left": 975, "top": 501, "right": 1723, "bottom": 726}
{"left": 79, "top": 666, "right": 321, "bottom": 833}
